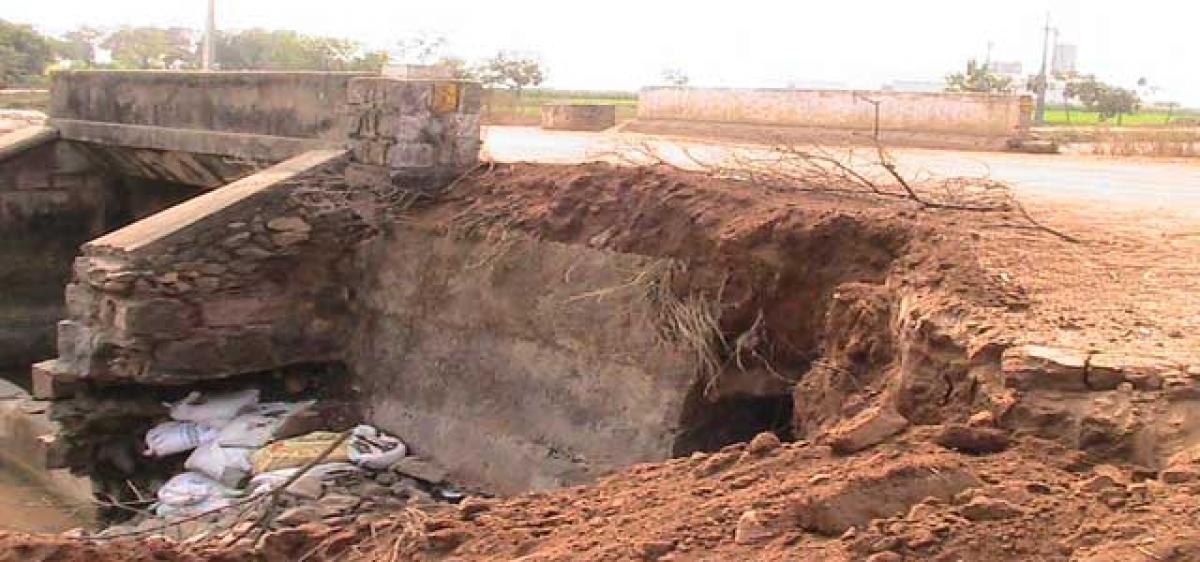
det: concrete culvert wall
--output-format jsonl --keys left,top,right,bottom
{"left": 540, "top": 104, "right": 617, "bottom": 131}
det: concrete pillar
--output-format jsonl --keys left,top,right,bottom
{"left": 344, "top": 78, "right": 482, "bottom": 192}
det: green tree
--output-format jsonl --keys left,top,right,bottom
{"left": 1063, "top": 75, "right": 1141, "bottom": 124}
{"left": 435, "top": 56, "right": 475, "bottom": 80}
{"left": 945, "top": 59, "right": 1013, "bottom": 93}
{"left": 0, "top": 19, "right": 55, "bottom": 87}
{"left": 102, "top": 26, "right": 196, "bottom": 69}
{"left": 58, "top": 26, "right": 104, "bottom": 65}
{"left": 476, "top": 51, "right": 545, "bottom": 95}
{"left": 215, "top": 29, "right": 383, "bottom": 71}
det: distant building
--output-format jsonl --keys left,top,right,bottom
{"left": 989, "top": 61, "right": 1023, "bottom": 78}
{"left": 1052, "top": 44, "right": 1078, "bottom": 75}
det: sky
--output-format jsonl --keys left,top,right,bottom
{"left": 7, "top": 0, "right": 1200, "bottom": 105}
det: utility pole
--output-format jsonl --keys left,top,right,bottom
{"left": 201, "top": 0, "right": 215, "bottom": 70}
{"left": 1034, "top": 12, "right": 1052, "bottom": 124}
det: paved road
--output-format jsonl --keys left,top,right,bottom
{"left": 483, "top": 126, "right": 1200, "bottom": 222}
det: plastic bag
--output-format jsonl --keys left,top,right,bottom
{"left": 247, "top": 462, "right": 361, "bottom": 499}
{"left": 348, "top": 424, "right": 407, "bottom": 470}
{"left": 168, "top": 389, "right": 260, "bottom": 425}
{"left": 250, "top": 431, "right": 352, "bottom": 474}
{"left": 185, "top": 440, "right": 254, "bottom": 487}
{"left": 216, "top": 401, "right": 314, "bottom": 448}
{"left": 144, "top": 421, "right": 219, "bottom": 457}
{"left": 154, "top": 471, "right": 237, "bottom": 517}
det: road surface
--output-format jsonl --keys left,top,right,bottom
{"left": 482, "top": 126, "right": 1200, "bottom": 224}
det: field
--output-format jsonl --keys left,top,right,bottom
{"left": 1041, "top": 104, "right": 1200, "bottom": 127}
{"left": 481, "top": 88, "right": 638, "bottom": 126}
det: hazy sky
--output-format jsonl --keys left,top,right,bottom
{"left": 8, "top": 0, "right": 1200, "bottom": 104}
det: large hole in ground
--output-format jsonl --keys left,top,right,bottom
{"left": 673, "top": 391, "right": 796, "bottom": 456}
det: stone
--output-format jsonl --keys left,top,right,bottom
{"left": 734, "top": 510, "right": 777, "bottom": 545}
{"left": 113, "top": 297, "right": 196, "bottom": 338}
{"left": 1001, "top": 345, "right": 1089, "bottom": 391}
{"left": 458, "top": 497, "right": 493, "bottom": 518}
{"left": 967, "top": 411, "right": 996, "bottom": 427}
{"left": 746, "top": 432, "right": 782, "bottom": 456}
{"left": 826, "top": 406, "right": 909, "bottom": 454}
{"left": 637, "top": 540, "right": 675, "bottom": 559}
{"left": 266, "top": 216, "right": 312, "bottom": 233}
{"left": 345, "top": 163, "right": 391, "bottom": 188}
{"left": 692, "top": 451, "right": 739, "bottom": 477}
{"left": 275, "top": 506, "right": 319, "bottom": 527}
{"left": 30, "top": 360, "right": 80, "bottom": 400}
{"left": 234, "top": 245, "right": 275, "bottom": 260}
{"left": 271, "top": 231, "right": 310, "bottom": 247}
{"left": 1088, "top": 353, "right": 1175, "bottom": 391}
{"left": 221, "top": 232, "right": 252, "bottom": 248}
{"left": 377, "top": 115, "right": 427, "bottom": 141}
{"left": 318, "top": 493, "right": 362, "bottom": 518}
{"left": 386, "top": 142, "right": 436, "bottom": 169}
{"left": 1160, "top": 465, "right": 1200, "bottom": 484}
{"left": 392, "top": 456, "right": 449, "bottom": 483}
{"left": 865, "top": 552, "right": 903, "bottom": 562}
{"left": 934, "top": 424, "right": 1011, "bottom": 455}
{"left": 958, "top": 496, "right": 1024, "bottom": 521}
{"left": 1078, "top": 474, "right": 1118, "bottom": 493}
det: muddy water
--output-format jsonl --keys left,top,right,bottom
{"left": 0, "top": 457, "right": 88, "bottom": 532}
{"left": 0, "top": 371, "right": 90, "bottom": 533}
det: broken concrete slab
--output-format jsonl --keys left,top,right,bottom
{"left": 1001, "top": 345, "right": 1089, "bottom": 391}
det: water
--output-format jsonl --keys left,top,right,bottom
{"left": 0, "top": 456, "right": 89, "bottom": 532}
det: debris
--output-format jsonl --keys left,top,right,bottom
{"left": 934, "top": 424, "right": 1011, "bottom": 455}
{"left": 155, "top": 472, "right": 239, "bottom": 518}
{"left": 392, "top": 456, "right": 450, "bottom": 483}
{"left": 825, "top": 406, "right": 909, "bottom": 454}
{"left": 734, "top": 510, "right": 777, "bottom": 545}
{"left": 958, "top": 496, "right": 1024, "bottom": 521}
{"left": 251, "top": 431, "right": 353, "bottom": 474}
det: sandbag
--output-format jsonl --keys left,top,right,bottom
{"left": 247, "top": 462, "right": 362, "bottom": 499}
{"left": 144, "top": 421, "right": 219, "bottom": 457}
{"left": 155, "top": 471, "right": 237, "bottom": 518}
{"left": 216, "top": 401, "right": 316, "bottom": 448}
{"left": 185, "top": 440, "right": 254, "bottom": 487}
{"left": 251, "top": 431, "right": 352, "bottom": 474}
{"left": 168, "top": 389, "right": 260, "bottom": 426}
{"left": 348, "top": 424, "right": 407, "bottom": 470}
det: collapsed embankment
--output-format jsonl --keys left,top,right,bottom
{"left": 7, "top": 161, "right": 1200, "bottom": 559}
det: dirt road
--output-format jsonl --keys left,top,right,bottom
{"left": 482, "top": 126, "right": 1200, "bottom": 225}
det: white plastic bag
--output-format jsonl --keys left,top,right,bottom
{"left": 348, "top": 425, "right": 407, "bottom": 470}
{"left": 216, "top": 401, "right": 314, "bottom": 448}
{"left": 185, "top": 440, "right": 254, "bottom": 487}
{"left": 144, "top": 421, "right": 219, "bottom": 457}
{"left": 154, "top": 471, "right": 237, "bottom": 517}
{"left": 248, "top": 462, "right": 361, "bottom": 499}
{"left": 168, "top": 389, "right": 260, "bottom": 425}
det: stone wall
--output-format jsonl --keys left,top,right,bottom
{"left": 349, "top": 226, "right": 698, "bottom": 494}
{"left": 53, "top": 150, "right": 354, "bottom": 385}
{"left": 638, "top": 87, "right": 1031, "bottom": 139}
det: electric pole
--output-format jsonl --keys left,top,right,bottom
{"left": 201, "top": 0, "right": 215, "bottom": 70}
{"left": 1034, "top": 12, "right": 1052, "bottom": 124}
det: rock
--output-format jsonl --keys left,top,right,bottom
{"left": 866, "top": 552, "right": 903, "bottom": 562}
{"left": 1088, "top": 353, "right": 1175, "bottom": 391}
{"left": 789, "top": 459, "right": 981, "bottom": 535}
{"left": 808, "top": 473, "right": 832, "bottom": 485}
{"left": 958, "top": 496, "right": 1024, "bottom": 521}
{"left": 267, "top": 216, "right": 312, "bottom": 233}
{"left": 271, "top": 231, "right": 310, "bottom": 247}
{"left": 458, "top": 496, "right": 493, "bottom": 518}
{"left": 746, "top": 431, "right": 782, "bottom": 456}
{"left": 934, "top": 424, "right": 1011, "bottom": 455}
{"left": 826, "top": 406, "right": 909, "bottom": 454}
{"left": 1078, "top": 474, "right": 1118, "bottom": 493}
{"left": 1001, "top": 345, "right": 1088, "bottom": 391}
{"left": 692, "top": 451, "right": 739, "bottom": 477}
{"left": 734, "top": 510, "right": 777, "bottom": 545}
{"left": 427, "top": 527, "right": 472, "bottom": 551}
{"left": 375, "top": 471, "right": 398, "bottom": 486}
{"left": 1160, "top": 464, "right": 1200, "bottom": 484}
{"left": 636, "top": 540, "right": 675, "bottom": 560}
{"left": 393, "top": 456, "right": 449, "bottom": 483}
{"left": 275, "top": 506, "right": 319, "bottom": 527}
{"left": 967, "top": 411, "right": 996, "bottom": 427}
{"left": 318, "top": 493, "right": 362, "bottom": 518}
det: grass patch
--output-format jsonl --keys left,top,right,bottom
{"left": 482, "top": 88, "right": 638, "bottom": 126}
{"left": 1042, "top": 105, "right": 1200, "bottom": 127}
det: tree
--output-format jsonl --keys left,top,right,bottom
{"left": 59, "top": 26, "right": 104, "bottom": 66}
{"left": 435, "top": 56, "right": 476, "bottom": 80}
{"left": 0, "top": 19, "right": 55, "bottom": 87}
{"left": 395, "top": 33, "right": 446, "bottom": 64}
{"left": 476, "top": 51, "right": 545, "bottom": 95}
{"left": 661, "top": 68, "right": 689, "bottom": 87}
{"left": 1063, "top": 75, "right": 1142, "bottom": 124}
{"left": 945, "top": 59, "right": 1013, "bottom": 93}
{"left": 214, "top": 29, "right": 384, "bottom": 71}
{"left": 102, "top": 26, "right": 196, "bottom": 69}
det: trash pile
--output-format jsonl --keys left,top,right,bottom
{"left": 125, "top": 388, "right": 452, "bottom": 532}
